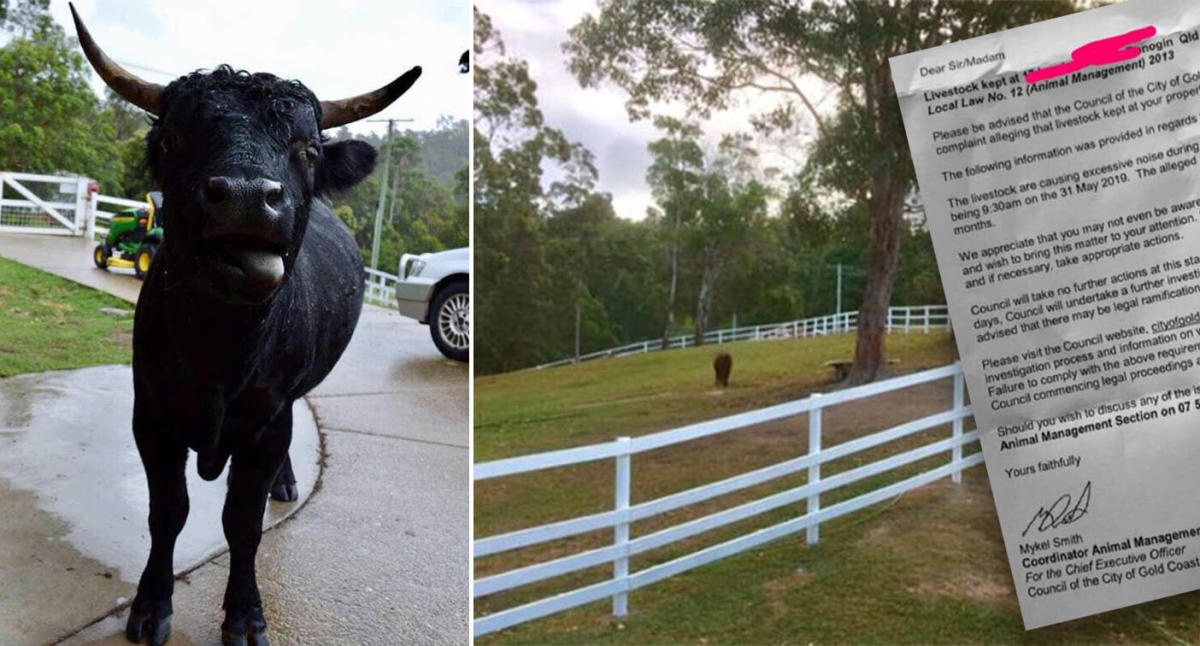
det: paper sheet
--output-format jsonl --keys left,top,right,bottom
{"left": 891, "top": 0, "right": 1200, "bottom": 629}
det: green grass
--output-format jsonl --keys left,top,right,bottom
{"left": 0, "top": 256, "right": 133, "bottom": 376}
{"left": 475, "top": 332, "right": 1200, "bottom": 645}
{"left": 475, "top": 331, "right": 958, "bottom": 461}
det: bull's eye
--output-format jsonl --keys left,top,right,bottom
{"left": 296, "top": 144, "right": 319, "bottom": 165}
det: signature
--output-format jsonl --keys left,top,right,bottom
{"left": 1021, "top": 480, "right": 1091, "bottom": 537}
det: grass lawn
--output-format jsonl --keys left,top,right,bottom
{"left": 0, "top": 256, "right": 133, "bottom": 376}
{"left": 475, "top": 332, "right": 1200, "bottom": 645}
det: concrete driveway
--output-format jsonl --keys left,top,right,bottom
{"left": 0, "top": 233, "right": 469, "bottom": 645}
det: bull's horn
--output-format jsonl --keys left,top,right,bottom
{"left": 69, "top": 3, "right": 162, "bottom": 115}
{"left": 319, "top": 66, "right": 422, "bottom": 129}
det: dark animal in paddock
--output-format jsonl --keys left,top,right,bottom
{"left": 71, "top": 5, "right": 421, "bottom": 645}
{"left": 714, "top": 352, "right": 733, "bottom": 388}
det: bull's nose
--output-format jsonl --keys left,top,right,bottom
{"left": 202, "top": 176, "right": 284, "bottom": 211}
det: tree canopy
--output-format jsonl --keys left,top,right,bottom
{"left": 474, "top": 7, "right": 957, "bottom": 374}
{"left": 565, "top": 0, "right": 1079, "bottom": 382}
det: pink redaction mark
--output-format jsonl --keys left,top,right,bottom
{"left": 1026, "top": 25, "right": 1157, "bottom": 84}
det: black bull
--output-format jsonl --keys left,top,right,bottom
{"left": 71, "top": 5, "right": 421, "bottom": 645}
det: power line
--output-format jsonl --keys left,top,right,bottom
{"left": 113, "top": 59, "right": 179, "bottom": 78}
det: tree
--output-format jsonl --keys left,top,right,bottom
{"left": 566, "top": 0, "right": 1076, "bottom": 383}
{"left": 323, "top": 121, "right": 467, "bottom": 273}
{"left": 103, "top": 87, "right": 149, "bottom": 141}
{"left": 474, "top": 8, "right": 598, "bottom": 372}
{"left": 0, "top": 5, "right": 123, "bottom": 193}
{"left": 645, "top": 117, "right": 703, "bottom": 348}
{"left": 1, "top": 0, "right": 51, "bottom": 37}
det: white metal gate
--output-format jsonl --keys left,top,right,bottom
{"left": 0, "top": 172, "right": 90, "bottom": 236}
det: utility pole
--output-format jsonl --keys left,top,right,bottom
{"left": 365, "top": 117, "right": 414, "bottom": 271}
{"left": 836, "top": 263, "right": 843, "bottom": 314}
{"left": 575, "top": 299, "right": 582, "bottom": 364}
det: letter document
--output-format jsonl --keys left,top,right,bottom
{"left": 892, "top": 0, "right": 1200, "bottom": 629}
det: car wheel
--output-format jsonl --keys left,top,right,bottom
{"left": 429, "top": 280, "right": 469, "bottom": 362}
{"left": 134, "top": 244, "right": 157, "bottom": 279}
{"left": 93, "top": 244, "right": 109, "bottom": 270}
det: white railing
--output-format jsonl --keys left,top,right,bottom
{"left": 535, "top": 305, "right": 951, "bottom": 369}
{"left": 87, "top": 193, "right": 150, "bottom": 241}
{"left": 473, "top": 363, "right": 978, "bottom": 636}
{"left": 364, "top": 267, "right": 399, "bottom": 308}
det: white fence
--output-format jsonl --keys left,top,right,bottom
{"left": 364, "top": 267, "right": 399, "bottom": 308}
{"left": 473, "top": 362, "right": 979, "bottom": 636}
{"left": 536, "top": 305, "right": 951, "bottom": 369}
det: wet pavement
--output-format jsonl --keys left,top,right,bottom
{"left": 0, "top": 367, "right": 319, "bottom": 646}
{"left": 0, "top": 233, "right": 142, "bottom": 304}
{"left": 0, "top": 233, "right": 470, "bottom": 645}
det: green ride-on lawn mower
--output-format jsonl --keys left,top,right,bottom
{"left": 93, "top": 191, "right": 164, "bottom": 279}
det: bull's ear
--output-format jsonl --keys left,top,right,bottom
{"left": 316, "top": 139, "right": 377, "bottom": 194}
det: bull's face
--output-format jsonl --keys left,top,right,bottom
{"left": 70, "top": 4, "right": 420, "bottom": 304}
{"left": 146, "top": 70, "right": 381, "bottom": 303}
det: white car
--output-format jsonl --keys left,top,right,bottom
{"left": 395, "top": 247, "right": 469, "bottom": 362}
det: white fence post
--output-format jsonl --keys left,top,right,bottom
{"left": 613, "top": 436, "right": 632, "bottom": 617}
{"left": 807, "top": 394, "right": 822, "bottom": 545}
{"left": 952, "top": 369, "right": 965, "bottom": 484}
{"left": 73, "top": 176, "right": 88, "bottom": 235}
{"left": 924, "top": 305, "right": 930, "bottom": 334}
{"left": 85, "top": 189, "right": 98, "bottom": 241}
{"left": 905, "top": 306, "right": 912, "bottom": 332}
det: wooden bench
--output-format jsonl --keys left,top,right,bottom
{"left": 824, "top": 358, "right": 899, "bottom": 381}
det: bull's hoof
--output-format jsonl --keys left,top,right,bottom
{"left": 126, "top": 597, "right": 172, "bottom": 645}
{"left": 222, "top": 605, "right": 269, "bottom": 646}
{"left": 268, "top": 481, "right": 298, "bottom": 502}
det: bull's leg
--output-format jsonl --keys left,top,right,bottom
{"left": 220, "top": 409, "right": 290, "bottom": 646}
{"left": 268, "top": 455, "right": 298, "bottom": 502}
{"left": 128, "top": 414, "right": 189, "bottom": 646}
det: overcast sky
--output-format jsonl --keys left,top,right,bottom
{"left": 53, "top": 0, "right": 470, "bottom": 136}
{"left": 480, "top": 0, "right": 836, "bottom": 220}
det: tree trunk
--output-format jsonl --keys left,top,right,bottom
{"left": 661, "top": 211, "right": 680, "bottom": 350}
{"left": 847, "top": 171, "right": 906, "bottom": 385}
{"left": 694, "top": 249, "right": 720, "bottom": 346}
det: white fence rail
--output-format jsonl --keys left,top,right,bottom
{"left": 473, "top": 363, "right": 979, "bottom": 636}
{"left": 536, "top": 305, "right": 951, "bottom": 369}
{"left": 364, "top": 267, "right": 399, "bottom": 308}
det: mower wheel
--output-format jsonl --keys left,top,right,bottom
{"left": 93, "top": 244, "right": 109, "bottom": 270}
{"left": 135, "top": 244, "right": 157, "bottom": 279}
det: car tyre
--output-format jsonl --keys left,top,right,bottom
{"left": 429, "top": 280, "right": 469, "bottom": 362}
{"left": 135, "top": 243, "right": 157, "bottom": 279}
